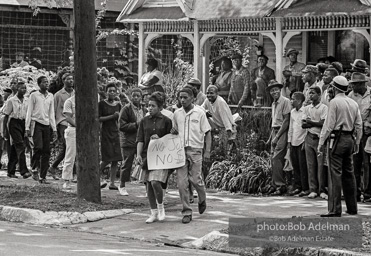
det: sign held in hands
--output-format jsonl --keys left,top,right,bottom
{"left": 147, "top": 134, "right": 185, "bottom": 170}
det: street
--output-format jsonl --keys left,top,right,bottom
{"left": 0, "top": 221, "right": 235, "bottom": 256}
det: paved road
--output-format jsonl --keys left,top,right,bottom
{"left": 0, "top": 221, "right": 235, "bottom": 256}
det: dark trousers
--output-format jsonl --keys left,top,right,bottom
{"left": 31, "top": 122, "right": 51, "bottom": 179}
{"left": 8, "top": 119, "right": 28, "bottom": 176}
{"left": 305, "top": 133, "right": 327, "bottom": 194}
{"left": 51, "top": 124, "right": 67, "bottom": 168}
{"left": 353, "top": 134, "right": 369, "bottom": 199}
{"left": 290, "top": 143, "right": 309, "bottom": 191}
{"left": 328, "top": 134, "right": 357, "bottom": 214}
{"left": 271, "top": 129, "right": 287, "bottom": 188}
{"left": 120, "top": 147, "right": 136, "bottom": 186}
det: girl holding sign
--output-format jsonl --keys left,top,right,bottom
{"left": 136, "top": 93, "right": 172, "bottom": 223}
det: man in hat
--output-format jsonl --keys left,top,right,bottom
{"left": 267, "top": 80, "right": 292, "bottom": 195}
{"left": 348, "top": 72, "right": 371, "bottom": 202}
{"left": 228, "top": 53, "right": 252, "bottom": 107}
{"left": 318, "top": 76, "right": 362, "bottom": 217}
{"left": 11, "top": 52, "right": 28, "bottom": 68}
{"left": 349, "top": 59, "right": 371, "bottom": 88}
{"left": 188, "top": 78, "right": 206, "bottom": 106}
{"left": 283, "top": 48, "right": 306, "bottom": 98}
{"left": 251, "top": 55, "right": 275, "bottom": 107}
{"left": 302, "top": 65, "right": 319, "bottom": 106}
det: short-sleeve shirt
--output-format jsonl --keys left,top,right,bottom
{"left": 271, "top": 96, "right": 292, "bottom": 128}
{"left": 288, "top": 107, "right": 307, "bottom": 146}
{"left": 304, "top": 102, "right": 328, "bottom": 136}
{"left": 173, "top": 105, "right": 211, "bottom": 149}
{"left": 140, "top": 69, "right": 163, "bottom": 87}
{"left": 347, "top": 87, "right": 371, "bottom": 121}
{"left": 54, "top": 88, "right": 75, "bottom": 126}
{"left": 63, "top": 95, "right": 75, "bottom": 128}
{"left": 4, "top": 95, "right": 28, "bottom": 120}
{"left": 136, "top": 112, "right": 172, "bottom": 153}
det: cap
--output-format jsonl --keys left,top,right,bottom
{"left": 187, "top": 77, "right": 201, "bottom": 86}
{"left": 302, "top": 65, "right": 319, "bottom": 74}
{"left": 285, "top": 48, "right": 299, "bottom": 57}
{"left": 231, "top": 53, "right": 243, "bottom": 60}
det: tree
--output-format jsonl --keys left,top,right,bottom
{"left": 74, "top": 0, "right": 101, "bottom": 203}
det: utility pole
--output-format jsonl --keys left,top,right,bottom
{"left": 74, "top": 0, "right": 101, "bottom": 203}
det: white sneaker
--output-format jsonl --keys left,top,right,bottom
{"left": 308, "top": 192, "right": 318, "bottom": 199}
{"left": 157, "top": 203, "right": 165, "bottom": 221}
{"left": 62, "top": 181, "right": 71, "bottom": 190}
{"left": 146, "top": 209, "right": 158, "bottom": 223}
{"left": 320, "top": 192, "right": 328, "bottom": 200}
{"left": 119, "top": 187, "right": 129, "bottom": 196}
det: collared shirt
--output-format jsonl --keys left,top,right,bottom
{"left": 228, "top": 66, "right": 251, "bottom": 105}
{"left": 25, "top": 91, "right": 56, "bottom": 131}
{"left": 347, "top": 87, "right": 371, "bottom": 121}
{"left": 283, "top": 61, "right": 306, "bottom": 92}
{"left": 319, "top": 93, "right": 362, "bottom": 146}
{"left": 63, "top": 95, "right": 75, "bottom": 128}
{"left": 131, "top": 102, "right": 144, "bottom": 122}
{"left": 201, "top": 96, "right": 235, "bottom": 131}
{"left": 54, "top": 87, "right": 75, "bottom": 126}
{"left": 3, "top": 95, "right": 28, "bottom": 120}
{"left": 137, "top": 112, "right": 172, "bottom": 153}
{"left": 304, "top": 102, "right": 328, "bottom": 136}
{"left": 288, "top": 106, "right": 307, "bottom": 146}
{"left": 173, "top": 105, "right": 211, "bottom": 149}
{"left": 195, "top": 91, "right": 207, "bottom": 106}
{"left": 321, "top": 88, "right": 330, "bottom": 106}
{"left": 271, "top": 96, "right": 292, "bottom": 128}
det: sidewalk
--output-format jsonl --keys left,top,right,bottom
{"left": 1, "top": 169, "right": 371, "bottom": 255}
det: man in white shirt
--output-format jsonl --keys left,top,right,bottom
{"left": 287, "top": 92, "right": 308, "bottom": 197}
{"left": 171, "top": 87, "right": 211, "bottom": 224}
{"left": 26, "top": 76, "right": 57, "bottom": 183}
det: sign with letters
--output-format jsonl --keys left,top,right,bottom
{"left": 147, "top": 134, "right": 185, "bottom": 170}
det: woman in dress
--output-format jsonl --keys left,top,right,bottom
{"left": 99, "top": 82, "right": 123, "bottom": 190}
{"left": 138, "top": 59, "right": 164, "bottom": 94}
{"left": 136, "top": 92, "right": 172, "bottom": 223}
{"left": 214, "top": 57, "right": 233, "bottom": 101}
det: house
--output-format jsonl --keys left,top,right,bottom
{"left": 116, "top": 0, "right": 371, "bottom": 94}
{"left": 0, "top": 0, "right": 131, "bottom": 73}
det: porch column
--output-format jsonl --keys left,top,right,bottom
{"left": 138, "top": 22, "right": 145, "bottom": 84}
{"left": 275, "top": 17, "right": 283, "bottom": 83}
{"left": 193, "top": 20, "right": 201, "bottom": 79}
{"left": 202, "top": 39, "right": 210, "bottom": 92}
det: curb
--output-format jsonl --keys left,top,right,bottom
{"left": 181, "top": 231, "right": 369, "bottom": 256}
{"left": 0, "top": 205, "right": 133, "bottom": 225}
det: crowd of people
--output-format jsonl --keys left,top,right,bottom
{"left": 1, "top": 50, "right": 370, "bottom": 223}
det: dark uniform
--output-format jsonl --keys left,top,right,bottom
{"left": 318, "top": 76, "right": 362, "bottom": 216}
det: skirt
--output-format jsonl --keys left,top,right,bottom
{"left": 142, "top": 169, "right": 168, "bottom": 183}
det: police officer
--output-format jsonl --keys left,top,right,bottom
{"left": 318, "top": 76, "right": 362, "bottom": 217}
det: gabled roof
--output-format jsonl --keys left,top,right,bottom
{"left": 272, "top": 0, "right": 371, "bottom": 16}
{"left": 117, "top": 0, "right": 284, "bottom": 22}
{"left": 0, "top": 0, "right": 128, "bottom": 12}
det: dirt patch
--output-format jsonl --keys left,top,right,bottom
{"left": 0, "top": 184, "right": 146, "bottom": 213}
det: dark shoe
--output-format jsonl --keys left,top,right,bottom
{"left": 363, "top": 193, "right": 371, "bottom": 200}
{"left": 182, "top": 215, "right": 192, "bottom": 224}
{"left": 109, "top": 185, "right": 118, "bottom": 190}
{"left": 100, "top": 182, "right": 107, "bottom": 189}
{"left": 289, "top": 189, "right": 301, "bottom": 196}
{"left": 345, "top": 210, "right": 357, "bottom": 215}
{"left": 267, "top": 186, "right": 276, "bottom": 194}
{"left": 198, "top": 200, "right": 207, "bottom": 214}
{"left": 320, "top": 212, "right": 341, "bottom": 217}
{"left": 31, "top": 170, "right": 39, "bottom": 181}
{"left": 7, "top": 174, "right": 18, "bottom": 178}
{"left": 298, "top": 190, "right": 310, "bottom": 197}
{"left": 39, "top": 178, "right": 49, "bottom": 184}
{"left": 48, "top": 167, "right": 60, "bottom": 180}
{"left": 22, "top": 172, "right": 32, "bottom": 179}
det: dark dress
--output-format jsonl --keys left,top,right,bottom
{"left": 99, "top": 100, "right": 123, "bottom": 162}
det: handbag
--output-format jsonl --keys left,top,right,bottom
{"left": 131, "top": 164, "right": 145, "bottom": 181}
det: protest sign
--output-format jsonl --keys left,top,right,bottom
{"left": 147, "top": 134, "right": 185, "bottom": 170}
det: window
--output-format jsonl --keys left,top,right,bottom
{"left": 307, "top": 31, "right": 328, "bottom": 64}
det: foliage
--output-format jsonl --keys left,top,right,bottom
{"left": 212, "top": 37, "right": 254, "bottom": 66}
{"left": 206, "top": 108, "right": 273, "bottom": 194}
{"left": 162, "top": 51, "right": 194, "bottom": 107}
{"left": 28, "top": 0, "right": 73, "bottom": 15}
{"left": 0, "top": 66, "right": 55, "bottom": 94}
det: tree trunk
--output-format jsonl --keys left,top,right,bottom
{"left": 74, "top": 0, "right": 101, "bottom": 203}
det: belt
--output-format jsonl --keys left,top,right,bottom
{"left": 332, "top": 130, "right": 353, "bottom": 135}
{"left": 307, "top": 132, "right": 319, "bottom": 139}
